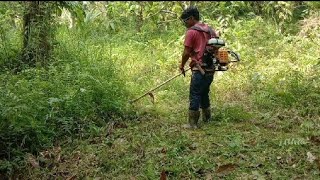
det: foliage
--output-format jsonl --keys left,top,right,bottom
{"left": 0, "top": 22, "right": 131, "bottom": 177}
{"left": 0, "top": 1, "right": 319, "bottom": 178}
{"left": 0, "top": 2, "right": 24, "bottom": 71}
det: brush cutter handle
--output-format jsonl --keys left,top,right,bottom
{"left": 129, "top": 67, "right": 191, "bottom": 104}
{"left": 228, "top": 50, "right": 240, "bottom": 62}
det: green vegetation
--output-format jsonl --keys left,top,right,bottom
{"left": 0, "top": 1, "right": 319, "bottom": 179}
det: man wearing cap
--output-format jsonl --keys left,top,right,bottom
{"left": 179, "top": 6, "right": 219, "bottom": 129}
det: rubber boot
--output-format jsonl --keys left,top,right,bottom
{"left": 202, "top": 107, "right": 211, "bottom": 123}
{"left": 183, "top": 110, "right": 200, "bottom": 129}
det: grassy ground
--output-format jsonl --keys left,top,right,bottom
{"left": 14, "top": 16, "right": 320, "bottom": 179}
{"left": 22, "top": 100, "right": 320, "bottom": 179}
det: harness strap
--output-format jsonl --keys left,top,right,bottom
{"left": 190, "top": 25, "right": 217, "bottom": 38}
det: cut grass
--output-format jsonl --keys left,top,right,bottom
{"left": 22, "top": 106, "right": 320, "bottom": 179}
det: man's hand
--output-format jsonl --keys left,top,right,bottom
{"left": 180, "top": 46, "right": 192, "bottom": 77}
{"left": 179, "top": 64, "right": 185, "bottom": 77}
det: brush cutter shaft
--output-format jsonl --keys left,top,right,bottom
{"left": 130, "top": 67, "right": 191, "bottom": 104}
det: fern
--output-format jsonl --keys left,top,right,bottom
{"left": 279, "top": 137, "right": 308, "bottom": 146}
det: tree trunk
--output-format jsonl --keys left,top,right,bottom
{"left": 137, "top": 2, "right": 144, "bottom": 33}
{"left": 22, "top": 1, "right": 52, "bottom": 68}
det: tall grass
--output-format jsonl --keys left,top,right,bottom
{"left": 0, "top": 24, "right": 132, "bottom": 174}
{"left": 115, "top": 15, "right": 319, "bottom": 122}
{"left": 0, "top": 8, "right": 319, "bottom": 177}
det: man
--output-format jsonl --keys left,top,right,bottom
{"left": 179, "top": 6, "right": 218, "bottom": 129}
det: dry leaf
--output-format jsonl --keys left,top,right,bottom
{"left": 27, "top": 154, "right": 39, "bottom": 168}
{"left": 148, "top": 92, "right": 155, "bottom": 104}
{"left": 215, "top": 163, "right": 237, "bottom": 176}
{"left": 247, "top": 139, "right": 257, "bottom": 146}
{"left": 264, "top": 123, "right": 277, "bottom": 129}
{"left": 195, "top": 168, "right": 205, "bottom": 175}
{"left": 316, "top": 159, "right": 320, "bottom": 171}
{"left": 249, "top": 163, "right": 263, "bottom": 168}
{"left": 307, "top": 152, "right": 316, "bottom": 163}
{"left": 212, "top": 142, "right": 223, "bottom": 147}
{"left": 161, "top": 147, "right": 167, "bottom": 154}
{"left": 237, "top": 153, "right": 247, "bottom": 160}
{"left": 310, "top": 136, "right": 320, "bottom": 145}
{"left": 55, "top": 153, "right": 61, "bottom": 163}
{"left": 41, "top": 150, "right": 51, "bottom": 158}
{"left": 189, "top": 143, "right": 198, "bottom": 150}
{"left": 252, "top": 170, "right": 265, "bottom": 180}
{"left": 114, "top": 122, "right": 128, "bottom": 129}
{"left": 205, "top": 174, "right": 213, "bottom": 180}
{"left": 54, "top": 146, "right": 61, "bottom": 153}
{"left": 106, "top": 123, "right": 114, "bottom": 137}
{"left": 66, "top": 175, "right": 77, "bottom": 180}
{"left": 138, "top": 148, "right": 145, "bottom": 158}
{"left": 160, "top": 170, "right": 167, "bottom": 180}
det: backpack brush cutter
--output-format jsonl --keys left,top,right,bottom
{"left": 129, "top": 37, "right": 240, "bottom": 104}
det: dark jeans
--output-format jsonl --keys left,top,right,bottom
{"left": 189, "top": 71, "right": 214, "bottom": 111}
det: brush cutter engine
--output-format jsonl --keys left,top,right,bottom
{"left": 204, "top": 38, "right": 240, "bottom": 71}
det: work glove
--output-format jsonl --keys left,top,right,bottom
{"left": 179, "top": 64, "right": 185, "bottom": 77}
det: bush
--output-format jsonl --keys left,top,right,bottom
{"left": 0, "top": 24, "right": 131, "bottom": 172}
